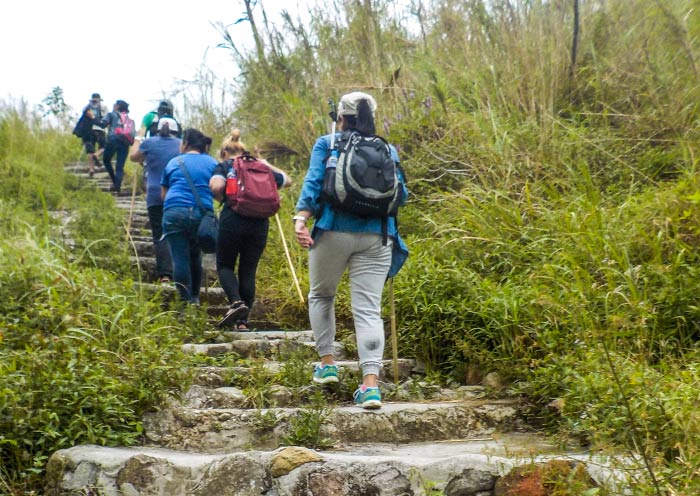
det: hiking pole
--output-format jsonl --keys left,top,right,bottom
{"left": 124, "top": 166, "right": 139, "bottom": 254}
{"left": 328, "top": 98, "right": 338, "bottom": 148}
{"left": 275, "top": 213, "right": 305, "bottom": 304}
{"left": 389, "top": 278, "right": 399, "bottom": 384}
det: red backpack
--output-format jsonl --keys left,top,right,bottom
{"left": 226, "top": 152, "right": 281, "bottom": 218}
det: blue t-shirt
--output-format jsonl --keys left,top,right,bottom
{"left": 161, "top": 153, "right": 218, "bottom": 211}
{"left": 139, "top": 136, "right": 182, "bottom": 207}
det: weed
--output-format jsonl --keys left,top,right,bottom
{"left": 283, "top": 390, "right": 333, "bottom": 449}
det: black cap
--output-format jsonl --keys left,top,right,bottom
{"left": 158, "top": 99, "right": 174, "bottom": 112}
{"left": 91, "top": 93, "right": 102, "bottom": 101}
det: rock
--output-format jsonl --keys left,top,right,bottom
{"left": 115, "top": 455, "right": 173, "bottom": 493}
{"left": 307, "top": 471, "right": 347, "bottom": 496}
{"left": 211, "top": 387, "right": 247, "bottom": 408}
{"left": 194, "top": 454, "right": 270, "bottom": 496}
{"left": 183, "top": 385, "right": 210, "bottom": 408}
{"left": 270, "top": 447, "right": 323, "bottom": 477}
{"left": 269, "top": 385, "right": 293, "bottom": 407}
{"left": 444, "top": 468, "right": 497, "bottom": 495}
{"left": 368, "top": 467, "right": 412, "bottom": 495}
{"left": 483, "top": 372, "right": 504, "bottom": 390}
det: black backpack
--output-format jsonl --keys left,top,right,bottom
{"left": 322, "top": 131, "right": 402, "bottom": 219}
{"left": 72, "top": 111, "right": 93, "bottom": 140}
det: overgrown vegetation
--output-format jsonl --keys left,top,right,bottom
{"left": 218, "top": 0, "right": 700, "bottom": 493}
{"left": 4, "top": 0, "right": 700, "bottom": 493}
{"left": 0, "top": 107, "right": 194, "bottom": 492}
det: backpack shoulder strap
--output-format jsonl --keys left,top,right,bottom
{"left": 177, "top": 158, "right": 207, "bottom": 214}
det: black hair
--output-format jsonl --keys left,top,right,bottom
{"left": 342, "top": 99, "right": 376, "bottom": 136}
{"left": 158, "top": 123, "right": 173, "bottom": 138}
{"left": 115, "top": 100, "right": 129, "bottom": 113}
{"left": 182, "top": 128, "right": 212, "bottom": 153}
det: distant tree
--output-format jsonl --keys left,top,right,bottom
{"left": 39, "top": 86, "right": 71, "bottom": 128}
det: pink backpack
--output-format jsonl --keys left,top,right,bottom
{"left": 227, "top": 152, "right": 281, "bottom": 218}
{"left": 115, "top": 111, "right": 135, "bottom": 144}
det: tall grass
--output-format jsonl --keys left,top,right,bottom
{"left": 0, "top": 105, "right": 195, "bottom": 493}
{"left": 213, "top": 0, "right": 700, "bottom": 492}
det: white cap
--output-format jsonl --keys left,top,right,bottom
{"left": 338, "top": 92, "right": 377, "bottom": 117}
{"left": 157, "top": 117, "right": 179, "bottom": 134}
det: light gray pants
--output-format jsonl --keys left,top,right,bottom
{"left": 308, "top": 231, "right": 392, "bottom": 377}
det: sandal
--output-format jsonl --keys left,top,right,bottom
{"left": 216, "top": 301, "right": 249, "bottom": 329}
{"left": 236, "top": 319, "right": 251, "bottom": 331}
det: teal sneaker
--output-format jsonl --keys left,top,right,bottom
{"left": 353, "top": 385, "right": 382, "bottom": 409}
{"left": 312, "top": 363, "right": 339, "bottom": 384}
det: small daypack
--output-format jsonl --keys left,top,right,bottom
{"left": 115, "top": 111, "right": 136, "bottom": 145}
{"left": 227, "top": 152, "right": 281, "bottom": 218}
{"left": 147, "top": 113, "right": 183, "bottom": 138}
{"left": 322, "top": 131, "right": 402, "bottom": 219}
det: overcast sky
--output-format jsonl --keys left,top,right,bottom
{"left": 0, "top": 0, "right": 310, "bottom": 123}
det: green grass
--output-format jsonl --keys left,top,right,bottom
{"left": 3, "top": 0, "right": 700, "bottom": 493}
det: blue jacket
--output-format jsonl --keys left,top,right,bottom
{"left": 295, "top": 133, "right": 409, "bottom": 277}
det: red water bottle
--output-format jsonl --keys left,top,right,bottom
{"left": 225, "top": 162, "right": 238, "bottom": 203}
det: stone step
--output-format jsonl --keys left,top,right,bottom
{"left": 181, "top": 339, "right": 350, "bottom": 361}
{"left": 142, "top": 399, "right": 524, "bottom": 452}
{"left": 64, "top": 163, "right": 107, "bottom": 174}
{"left": 140, "top": 282, "right": 227, "bottom": 305}
{"left": 128, "top": 240, "right": 154, "bottom": 257}
{"left": 46, "top": 437, "right": 626, "bottom": 496}
{"left": 181, "top": 379, "right": 483, "bottom": 410}
{"left": 128, "top": 234, "right": 153, "bottom": 244}
{"left": 131, "top": 255, "right": 216, "bottom": 280}
{"left": 193, "top": 358, "right": 418, "bottom": 388}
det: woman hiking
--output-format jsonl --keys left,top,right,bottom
{"left": 209, "top": 129, "right": 292, "bottom": 330}
{"left": 293, "top": 92, "right": 409, "bottom": 409}
{"left": 129, "top": 118, "right": 182, "bottom": 284}
{"left": 160, "top": 128, "right": 217, "bottom": 304}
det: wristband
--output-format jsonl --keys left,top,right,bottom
{"left": 293, "top": 215, "right": 308, "bottom": 223}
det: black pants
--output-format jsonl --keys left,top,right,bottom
{"left": 102, "top": 136, "right": 129, "bottom": 191}
{"left": 216, "top": 208, "right": 269, "bottom": 309}
{"left": 147, "top": 205, "right": 173, "bottom": 279}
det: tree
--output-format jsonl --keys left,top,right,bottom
{"left": 40, "top": 87, "right": 69, "bottom": 119}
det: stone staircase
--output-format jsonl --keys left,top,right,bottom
{"left": 45, "top": 162, "right": 631, "bottom": 495}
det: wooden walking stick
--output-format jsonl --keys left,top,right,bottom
{"left": 275, "top": 213, "right": 305, "bottom": 304}
{"left": 124, "top": 167, "right": 139, "bottom": 253}
{"left": 389, "top": 278, "right": 399, "bottom": 384}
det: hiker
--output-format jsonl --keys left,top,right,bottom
{"left": 137, "top": 100, "right": 183, "bottom": 193}
{"left": 160, "top": 128, "right": 217, "bottom": 304}
{"left": 101, "top": 100, "right": 135, "bottom": 193}
{"left": 129, "top": 117, "right": 182, "bottom": 284}
{"left": 139, "top": 99, "right": 182, "bottom": 139}
{"left": 80, "top": 93, "right": 107, "bottom": 176}
{"left": 294, "top": 92, "right": 409, "bottom": 409}
{"left": 209, "top": 129, "right": 292, "bottom": 330}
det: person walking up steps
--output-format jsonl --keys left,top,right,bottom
{"left": 81, "top": 93, "right": 107, "bottom": 176}
{"left": 101, "top": 100, "right": 135, "bottom": 193}
{"left": 161, "top": 128, "right": 217, "bottom": 304}
{"left": 210, "top": 129, "right": 292, "bottom": 330}
{"left": 294, "top": 92, "right": 409, "bottom": 409}
{"left": 129, "top": 117, "right": 182, "bottom": 284}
